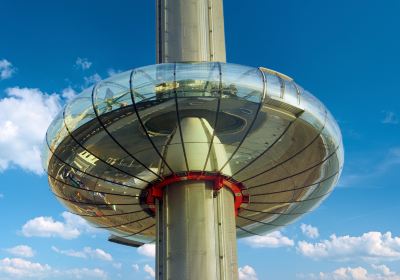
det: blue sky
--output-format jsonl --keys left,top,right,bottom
{"left": 0, "top": 0, "right": 399, "bottom": 279}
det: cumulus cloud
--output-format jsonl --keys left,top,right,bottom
{"left": 52, "top": 246, "right": 112, "bottom": 261}
{"left": 132, "top": 264, "right": 139, "bottom": 272}
{"left": 297, "top": 231, "right": 400, "bottom": 261}
{"left": 61, "top": 87, "right": 77, "bottom": 101}
{"left": 51, "top": 246, "right": 86, "bottom": 258}
{"left": 382, "top": 111, "right": 399, "bottom": 125}
{"left": 107, "top": 68, "right": 122, "bottom": 77}
{"left": 239, "top": 265, "right": 258, "bottom": 280}
{"left": 243, "top": 231, "right": 294, "bottom": 248}
{"left": 0, "top": 87, "right": 61, "bottom": 174}
{"left": 6, "top": 245, "right": 35, "bottom": 258}
{"left": 301, "top": 224, "right": 320, "bottom": 239}
{"left": 112, "top": 263, "right": 122, "bottom": 269}
{"left": 0, "top": 257, "right": 107, "bottom": 279}
{"left": 21, "top": 212, "right": 95, "bottom": 239}
{"left": 0, "top": 257, "right": 51, "bottom": 278}
{"left": 299, "top": 264, "right": 400, "bottom": 280}
{"left": 137, "top": 244, "right": 156, "bottom": 258}
{"left": 75, "top": 57, "right": 92, "bottom": 70}
{"left": 84, "top": 73, "right": 102, "bottom": 86}
{"left": 144, "top": 264, "right": 155, "bottom": 278}
{"left": 62, "top": 267, "right": 107, "bottom": 279}
{"left": 0, "top": 59, "right": 16, "bottom": 80}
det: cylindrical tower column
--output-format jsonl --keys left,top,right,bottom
{"left": 154, "top": 117, "right": 238, "bottom": 280}
{"left": 155, "top": 0, "right": 234, "bottom": 277}
{"left": 156, "top": 0, "right": 227, "bottom": 63}
{"left": 156, "top": 182, "right": 238, "bottom": 280}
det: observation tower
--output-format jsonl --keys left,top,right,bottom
{"left": 43, "top": 0, "right": 344, "bottom": 279}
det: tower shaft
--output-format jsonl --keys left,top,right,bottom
{"left": 155, "top": 116, "right": 238, "bottom": 280}
{"left": 156, "top": 0, "right": 227, "bottom": 63}
{"left": 155, "top": 1, "right": 236, "bottom": 278}
{"left": 156, "top": 182, "right": 238, "bottom": 279}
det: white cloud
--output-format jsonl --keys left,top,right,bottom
{"left": 51, "top": 246, "right": 86, "bottom": 258}
{"left": 243, "top": 231, "right": 294, "bottom": 248}
{"left": 0, "top": 87, "right": 61, "bottom": 174}
{"left": 75, "top": 57, "right": 92, "bottom": 70}
{"left": 6, "top": 245, "right": 35, "bottom": 258}
{"left": 112, "top": 263, "right": 122, "bottom": 269}
{"left": 22, "top": 212, "right": 95, "bottom": 239}
{"left": 297, "top": 231, "right": 400, "bottom": 261}
{"left": 86, "top": 248, "right": 112, "bottom": 261}
{"left": 239, "top": 265, "right": 258, "bottom": 280}
{"left": 62, "top": 268, "right": 107, "bottom": 279}
{"left": 0, "top": 59, "right": 16, "bottom": 80}
{"left": 0, "top": 257, "right": 51, "bottom": 278}
{"left": 300, "top": 264, "right": 400, "bottom": 280}
{"left": 52, "top": 246, "right": 112, "bottom": 261}
{"left": 0, "top": 257, "right": 107, "bottom": 279}
{"left": 84, "top": 73, "right": 101, "bottom": 86}
{"left": 137, "top": 244, "right": 155, "bottom": 258}
{"left": 301, "top": 224, "right": 320, "bottom": 239}
{"left": 372, "top": 264, "right": 399, "bottom": 279}
{"left": 107, "top": 68, "right": 122, "bottom": 77}
{"left": 382, "top": 111, "right": 399, "bottom": 125}
{"left": 62, "top": 211, "right": 96, "bottom": 233}
{"left": 143, "top": 264, "right": 155, "bottom": 278}
{"left": 22, "top": 216, "right": 79, "bottom": 239}
{"left": 132, "top": 264, "right": 139, "bottom": 272}
{"left": 61, "top": 87, "right": 77, "bottom": 101}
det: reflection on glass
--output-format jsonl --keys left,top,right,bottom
{"left": 43, "top": 62, "right": 344, "bottom": 240}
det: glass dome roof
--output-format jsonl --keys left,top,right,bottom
{"left": 42, "top": 62, "right": 343, "bottom": 243}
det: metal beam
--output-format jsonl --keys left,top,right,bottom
{"left": 108, "top": 235, "right": 145, "bottom": 248}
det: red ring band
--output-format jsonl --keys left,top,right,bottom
{"left": 144, "top": 172, "right": 249, "bottom": 216}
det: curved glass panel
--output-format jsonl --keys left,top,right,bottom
{"left": 216, "top": 64, "right": 264, "bottom": 175}
{"left": 43, "top": 62, "right": 344, "bottom": 241}
{"left": 64, "top": 87, "right": 95, "bottom": 133}
{"left": 46, "top": 108, "right": 68, "bottom": 151}
{"left": 283, "top": 80, "right": 300, "bottom": 107}
{"left": 233, "top": 117, "right": 322, "bottom": 183}
{"left": 265, "top": 73, "right": 282, "bottom": 100}
{"left": 133, "top": 63, "right": 174, "bottom": 103}
{"left": 174, "top": 63, "right": 221, "bottom": 171}
{"left": 301, "top": 89, "right": 326, "bottom": 126}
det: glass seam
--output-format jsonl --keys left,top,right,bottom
{"left": 218, "top": 67, "right": 267, "bottom": 173}
{"left": 242, "top": 111, "right": 328, "bottom": 183}
{"left": 250, "top": 170, "right": 339, "bottom": 196}
{"left": 96, "top": 215, "right": 152, "bottom": 229}
{"left": 119, "top": 223, "right": 155, "bottom": 238}
{"left": 173, "top": 63, "right": 190, "bottom": 171}
{"left": 247, "top": 147, "right": 340, "bottom": 190}
{"left": 129, "top": 69, "right": 174, "bottom": 175}
{"left": 71, "top": 209, "right": 147, "bottom": 218}
{"left": 202, "top": 62, "right": 222, "bottom": 171}
{"left": 90, "top": 78, "right": 162, "bottom": 180}
{"left": 53, "top": 192, "right": 141, "bottom": 206}
{"left": 62, "top": 94, "right": 150, "bottom": 184}
{"left": 45, "top": 137, "right": 141, "bottom": 190}
{"left": 47, "top": 171, "right": 139, "bottom": 197}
